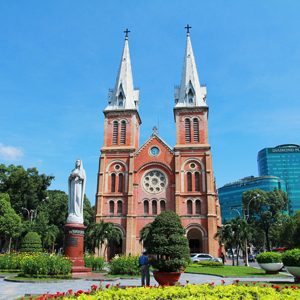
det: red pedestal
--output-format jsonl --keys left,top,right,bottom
{"left": 64, "top": 223, "right": 91, "bottom": 274}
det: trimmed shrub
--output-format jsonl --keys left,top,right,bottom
{"left": 282, "top": 248, "right": 300, "bottom": 266}
{"left": 197, "top": 260, "right": 223, "bottom": 267}
{"left": 256, "top": 252, "right": 282, "bottom": 263}
{"left": 84, "top": 255, "right": 105, "bottom": 271}
{"left": 109, "top": 255, "right": 140, "bottom": 275}
{"left": 20, "top": 232, "right": 42, "bottom": 253}
{"left": 20, "top": 253, "right": 71, "bottom": 276}
{"left": 143, "top": 211, "right": 190, "bottom": 272}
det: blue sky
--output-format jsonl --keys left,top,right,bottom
{"left": 1, "top": 1, "right": 300, "bottom": 204}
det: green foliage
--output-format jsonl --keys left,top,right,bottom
{"left": 84, "top": 255, "right": 105, "bottom": 271}
{"left": 0, "top": 193, "right": 22, "bottom": 251}
{"left": 282, "top": 249, "right": 300, "bottom": 267}
{"left": 20, "top": 253, "right": 71, "bottom": 276}
{"left": 109, "top": 255, "right": 140, "bottom": 275}
{"left": 197, "top": 260, "right": 223, "bottom": 267}
{"left": 143, "top": 211, "right": 190, "bottom": 272}
{"left": 256, "top": 252, "right": 282, "bottom": 263}
{"left": 69, "top": 284, "right": 300, "bottom": 299}
{"left": 20, "top": 232, "right": 42, "bottom": 253}
{"left": 86, "top": 221, "right": 122, "bottom": 255}
{"left": 279, "top": 212, "right": 300, "bottom": 249}
{"left": 243, "top": 189, "right": 288, "bottom": 251}
{"left": 0, "top": 164, "right": 53, "bottom": 215}
{"left": 0, "top": 253, "right": 25, "bottom": 270}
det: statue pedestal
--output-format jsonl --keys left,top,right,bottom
{"left": 64, "top": 223, "right": 91, "bottom": 274}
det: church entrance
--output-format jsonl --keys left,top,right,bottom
{"left": 108, "top": 238, "right": 123, "bottom": 260}
{"left": 187, "top": 227, "right": 203, "bottom": 253}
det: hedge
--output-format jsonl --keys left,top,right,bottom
{"left": 20, "top": 232, "right": 42, "bottom": 253}
{"left": 256, "top": 252, "right": 282, "bottom": 263}
{"left": 84, "top": 255, "right": 105, "bottom": 271}
{"left": 109, "top": 255, "right": 140, "bottom": 275}
{"left": 282, "top": 249, "right": 300, "bottom": 267}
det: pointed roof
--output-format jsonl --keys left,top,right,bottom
{"left": 105, "top": 32, "right": 139, "bottom": 111}
{"left": 174, "top": 28, "right": 207, "bottom": 108}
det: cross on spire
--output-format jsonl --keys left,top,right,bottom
{"left": 185, "top": 24, "right": 192, "bottom": 35}
{"left": 124, "top": 28, "right": 130, "bottom": 40}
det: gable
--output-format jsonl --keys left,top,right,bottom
{"left": 134, "top": 135, "right": 174, "bottom": 172}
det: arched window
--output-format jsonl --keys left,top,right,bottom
{"left": 111, "top": 173, "right": 116, "bottom": 192}
{"left": 113, "top": 121, "right": 119, "bottom": 144}
{"left": 117, "top": 200, "right": 122, "bottom": 214}
{"left": 193, "top": 118, "right": 199, "bottom": 142}
{"left": 188, "top": 89, "right": 194, "bottom": 104}
{"left": 120, "top": 120, "right": 126, "bottom": 144}
{"left": 118, "top": 173, "right": 123, "bottom": 192}
{"left": 195, "top": 172, "right": 200, "bottom": 192}
{"left": 195, "top": 200, "right": 201, "bottom": 214}
{"left": 152, "top": 200, "right": 157, "bottom": 215}
{"left": 187, "top": 172, "right": 192, "bottom": 192}
{"left": 109, "top": 201, "right": 114, "bottom": 214}
{"left": 144, "top": 200, "right": 149, "bottom": 214}
{"left": 160, "top": 200, "right": 166, "bottom": 212}
{"left": 185, "top": 119, "right": 191, "bottom": 143}
{"left": 118, "top": 92, "right": 124, "bottom": 107}
{"left": 187, "top": 200, "right": 193, "bottom": 214}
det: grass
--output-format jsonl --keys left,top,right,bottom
{"left": 5, "top": 274, "right": 72, "bottom": 282}
{"left": 185, "top": 264, "right": 289, "bottom": 277}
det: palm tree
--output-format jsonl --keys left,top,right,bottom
{"left": 139, "top": 223, "right": 151, "bottom": 248}
{"left": 87, "top": 221, "right": 122, "bottom": 256}
{"left": 44, "top": 224, "right": 59, "bottom": 253}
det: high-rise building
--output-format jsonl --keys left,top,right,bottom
{"left": 258, "top": 144, "right": 300, "bottom": 213}
{"left": 218, "top": 176, "right": 286, "bottom": 221}
{"left": 95, "top": 29, "right": 222, "bottom": 259}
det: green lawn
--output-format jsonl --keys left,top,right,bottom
{"left": 185, "top": 264, "right": 289, "bottom": 277}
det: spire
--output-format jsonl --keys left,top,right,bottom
{"left": 105, "top": 29, "right": 139, "bottom": 111}
{"left": 174, "top": 25, "right": 207, "bottom": 107}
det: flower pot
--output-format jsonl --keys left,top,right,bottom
{"left": 285, "top": 266, "right": 300, "bottom": 282}
{"left": 258, "top": 262, "right": 283, "bottom": 274}
{"left": 153, "top": 271, "right": 181, "bottom": 286}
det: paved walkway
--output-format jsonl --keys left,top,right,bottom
{"left": 0, "top": 272, "right": 294, "bottom": 300}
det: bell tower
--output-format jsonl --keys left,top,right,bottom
{"left": 173, "top": 25, "right": 221, "bottom": 256}
{"left": 95, "top": 30, "right": 141, "bottom": 258}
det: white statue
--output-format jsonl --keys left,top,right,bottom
{"left": 67, "top": 159, "right": 86, "bottom": 224}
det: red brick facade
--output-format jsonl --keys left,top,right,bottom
{"left": 95, "top": 106, "right": 222, "bottom": 258}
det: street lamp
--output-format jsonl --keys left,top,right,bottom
{"left": 21, "top": 207, "right": 35, "bottom": 222}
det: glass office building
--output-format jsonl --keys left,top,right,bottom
{"left": 258, "top": 144, "right": 300, "bottom": 213}
{"left": 218, "top": 176, "right": 286, "bottom": 222}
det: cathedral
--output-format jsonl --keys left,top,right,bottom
{"left": 95, "top": 28, "right": 222, "bottom": 259}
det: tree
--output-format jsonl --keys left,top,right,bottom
{"left": 0, "top": 193, "right": 22, "bottom": 252}
{"left": 0, "top": 164, "right": 53, "bottom": 215}
{"left": 87, "top": 221, "right": 121, "bottom": 256}
{"left": 243, "top": 189, "right": 288, "bottom": 251}
{"left": 143, "top": 211, "right": 190, "bottom": 272}
{"left": 279, "top": 211, "right": 300, "bottom": 248}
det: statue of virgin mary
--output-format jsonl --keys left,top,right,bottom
{"left": 67, "top": 159, "right": 86, "bottom": 224}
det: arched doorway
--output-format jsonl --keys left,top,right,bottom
{"left": 187, "top": 227, "right": 203, "bottom": 253}
{"left": 108, "top": 227, "right": 124, "bottom": 260}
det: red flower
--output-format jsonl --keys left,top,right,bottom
{"left": 252, "top": 282, "right": 256, "bottom": 285}
{"left": 106, "top": 283, "right": 110, "bottom": 289}
{"left": 221, "top": 280, "right": 225, "bottom": 285}
{"left": 91, "top": 284, "right": 98, "bottom": 290}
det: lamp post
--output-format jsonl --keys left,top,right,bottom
{"left": 21, "top": 207, "right": 35, "bottom": 222}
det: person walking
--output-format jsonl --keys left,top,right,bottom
{"left": 139, "top": 251, "right": 150, "bottom": 286}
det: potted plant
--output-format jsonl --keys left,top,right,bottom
{"left": 143, "top": 211, "right": 190, "bottom": 286}
{"left": 282, "top": 249, "right": 300, "bottom": 282}
{"left": 256, "top": 252, "right": 283, "bottom": 274}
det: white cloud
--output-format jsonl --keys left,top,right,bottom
{"left": 0, "top": 143, "right": 23, "bottom": 160}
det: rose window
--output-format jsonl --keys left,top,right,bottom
{"left": 142, "top": 170, "right": 167, "bottom": 194}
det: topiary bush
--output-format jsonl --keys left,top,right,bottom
{"left": 20, "top": 231, "right": 42, "bottom": 253}
{"left": 20, "top": 253, "right": 71, "bottom": 276}
{"left": 143, "top": 211, "right": 190, "bottom": 272}
{"left": 109, "top": 255, "right": 140, "bottom": 275}
{"left": 256, "top": 252, "right": 282, "bottom": 263}
{"left": 84, "top": 255, "right": 105, "bottom": 271}
{"left": 282, "top": 249, "right": 300, "bottom": 266}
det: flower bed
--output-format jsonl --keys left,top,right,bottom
{"left": 109, "top": 255, "right": 140, "bottom": 275}
{"left": 84, "top": 255, "right": 105, "bottom": 271}
{"left": 23, "top": 283, "right": 300, "bottom": 300}
{"left": 0, "top": 253, "right": 24, "bottom": 271}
